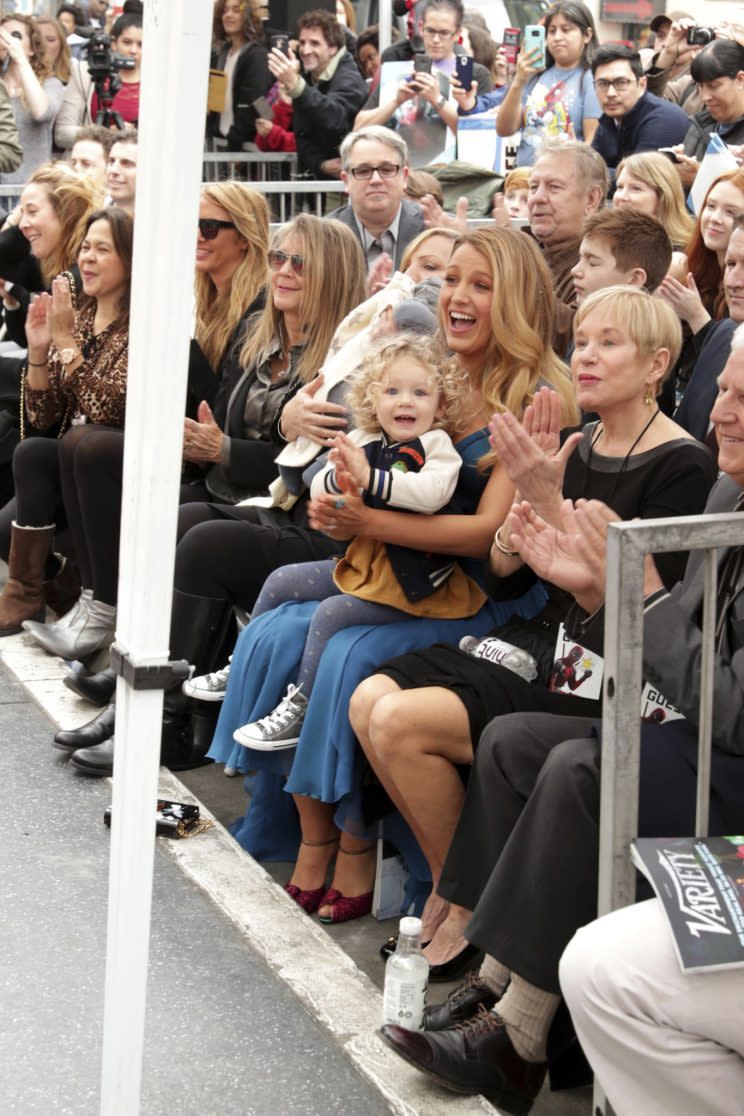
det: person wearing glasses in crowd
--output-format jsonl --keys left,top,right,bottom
{"left": 326, "top": 127, "right": 425, "bottom": 270}
{"left": 590, "top": 43, "right": 689, "bottom": 171}
{"left": 353, "top": 0, "right": 491, "bottom": 136}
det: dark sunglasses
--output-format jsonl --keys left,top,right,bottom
{"left": 268, "top": 248, "right": 305, "bottom": 275}
{"left": 198, "top": 218, "right": 236, "bottom": 240}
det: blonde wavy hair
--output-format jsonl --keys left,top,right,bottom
{"left": 616, "top": 152, "right": 695, "bottom": 251}
{"left": 240, "top": 214, "right": 366, "bottom": 384}
{"left": 445, "top": 228, "right": 579, "bottom": 469}
{"left": 34, "top": 17, "right": 72, "bottom": 85}
{"left": 347, "top": 334, "right": 467, "bottom": 437}
{"left": 23, "top": 163, "right": 104, "bottom": 285}
{"left": 574, "top": 286, "right": 682, "bottom": 393}
{"left": 195, "top": 183, "right": 270, "bottom": 371}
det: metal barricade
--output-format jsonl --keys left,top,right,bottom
{"left": 594, "top": 510, "right": 744, "bottom": 1115}
{"left": 201, "top": 150, "right": 298, "bottom": 184}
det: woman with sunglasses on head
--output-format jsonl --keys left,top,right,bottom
{"left": 54, "top": 215, "right": 368, "bottom": 772}
{"left": 23, "top": 183, "right": 270, "bottom": 670}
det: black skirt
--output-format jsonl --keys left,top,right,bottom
{"left": 378, "top": 642, "right": 603, "bottom": 747}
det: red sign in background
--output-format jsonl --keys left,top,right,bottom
{"left": 600, "top": 0, "right": 663, "bottom": 21}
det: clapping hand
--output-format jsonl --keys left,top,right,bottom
{"left": 510, "top": 499, "right": 619, "bottom": 612}
{"left": 420, "top": 193, "right": 468, "bottom": 231}
{"left": 657, "top": 272, "right": 710, "bottom": 332}
{"left": 488, "top": 391, "right": 582, "bottom": 525}
{"left": 183, "top": 400, "right": 224, "bottom": 464}
{"left": 25, "top": 293, "right": 52, "bottom": 361}
{"left": 307, "top": 462, "right": 361, "bottom": 540}
{"left": 368, "top": 252, "right": 394, "bottom": 296}
{"left": 328, "top": 432, "right": 369, "bottom": 488}
{"left": 48, "top": 276, "right": 76, "bottom": 349}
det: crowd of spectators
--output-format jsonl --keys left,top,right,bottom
{"left": 0, "top": 3, "right": 743, "bottom": 1115}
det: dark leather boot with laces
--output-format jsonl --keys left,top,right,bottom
{"left": 423, "top": 972, "right": 498, "bottom": 1031}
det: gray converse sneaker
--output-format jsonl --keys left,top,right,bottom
{"left": 233, "top": 683, "right": 307, "bottom": 751}
{"left": 182, "top": 657, "right": 232, "bottom": 702}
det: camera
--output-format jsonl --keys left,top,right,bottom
{"left": 686, "top": 26, "right": 716, "bottom": 46}
{"left": 84, "top": 31, "right": 136, "bottom": 84}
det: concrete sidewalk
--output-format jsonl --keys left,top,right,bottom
{"left": 0, "top": 621, "right": 591, "bottom": 1116}
{"left": 0, "top": 663, "right": 393, "bottom": 1116}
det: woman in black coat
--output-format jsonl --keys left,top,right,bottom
{"left": 207, "top": 0, "right": 272, "bottom": 150}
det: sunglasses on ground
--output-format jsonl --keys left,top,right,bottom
{"left": 268, "top": 249, "right": 305, "bottom": 275}
{"left": 198, "top": 218, "right": 236, "bottom": 240}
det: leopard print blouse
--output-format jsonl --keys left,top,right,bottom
{"left": 24, "top": 302, "right": 129, "bottom": 433}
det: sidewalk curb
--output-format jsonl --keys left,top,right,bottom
{"left": 1, "top": 633, "right": 498, "bottom": 1116}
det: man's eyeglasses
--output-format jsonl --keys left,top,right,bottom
{"left": 268, "top": 248, "right": 305, "bottom": 275}
{"left": 594, "top": 77, "right": 635, "bottom": 92}
{"left": 422, "top": 26, "right": 455, "bottom": 39}
{"left": 348, "top": 163, "right": 401, "bottom": 180}
{"left": 198, "top": 218, "right": 236, "bottom": 240}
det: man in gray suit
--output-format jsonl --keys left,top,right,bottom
{"left": 326, "top": 126, "right": 425, "bottom": 271}
{"left": 380, "top": 342, "right": 744, "bottom": 1112}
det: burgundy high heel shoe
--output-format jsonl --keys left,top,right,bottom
{"left": 317, "top": 842, "right": 377, "bottom": 925}
{"left": 283, "top": 835, "right": 339, "bottom": 915}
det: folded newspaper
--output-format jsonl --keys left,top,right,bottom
{"left": 631, "top": 836, "right": 744, "bottom": 971}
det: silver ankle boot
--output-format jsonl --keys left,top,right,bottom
{"left": 23, "top": 597, "right": 116, "bottom": 660}
{"left": 23, "top": 588, "right": 94, "bottom": 643}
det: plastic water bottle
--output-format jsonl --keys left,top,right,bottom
{"left": 382, "top": 916, "right": 429, "bottom": 1030}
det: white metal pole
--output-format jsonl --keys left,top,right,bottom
{"left": 99, "top": 3, "right": 212, "bottom": 1113}
{"left": 379, "top": 0, "right": 393, "bottom": 54}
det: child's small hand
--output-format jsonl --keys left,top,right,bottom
{"left": 331, "top": 434, "right": 369, "bottom": 489}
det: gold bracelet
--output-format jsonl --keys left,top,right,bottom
{"left": 493, "top": 526, "right": 518, "bottom": 557}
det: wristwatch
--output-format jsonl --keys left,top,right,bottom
{"left": 59, "top": 347, "right": 81, "bottom": 366}
{"left": 437, "top": 93, "right": 447, "bottom": 108}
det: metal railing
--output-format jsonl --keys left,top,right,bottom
{"left": 594, "top": 510, "right": 744, "bottom": 1115}
{"left": 202, "top": 150, "right": 298, "bottom": 183}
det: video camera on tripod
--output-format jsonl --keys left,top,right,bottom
{"left": 84, "top": 31, "right": 136, "bottom": 130}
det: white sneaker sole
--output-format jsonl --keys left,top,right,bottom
{"left": 181, "top": 683, "right": 226, "bottom": 702}
{"left": 233, "top": 725, "right": 299, "bottom": 751}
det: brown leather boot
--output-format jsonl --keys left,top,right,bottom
{"left": 0, "top": 523, "right": 56, "bottom": 636}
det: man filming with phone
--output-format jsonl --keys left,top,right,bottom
{"left": 353, "top": 0, "right": 490, "bottom": 134}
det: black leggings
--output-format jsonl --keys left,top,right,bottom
{"left": 174, "top": 501, "right": 340, "bottom": 611}
{"left": 0, "top": 426, "right": 124, "bottom": 603}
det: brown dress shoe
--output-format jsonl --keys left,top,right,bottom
{"left": 380, "top": 1007, "right": 546, "bottom": 1115}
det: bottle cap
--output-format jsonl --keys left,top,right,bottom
{"left": 399, "top": 916, "right": 423, "bottom": 936}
